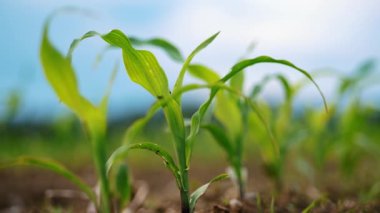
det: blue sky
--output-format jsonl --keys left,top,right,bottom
{"left": 1, "top": 0, "right": 379, "bottom": 122}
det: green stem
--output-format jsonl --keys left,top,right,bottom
{"left": 180, "top": 169, "right": 190, "bottom": 213}
{"left": 162, "top": 99, "right": 190, "bottom": 212}
{"left": 178, "top": 138, "right": 190, "bottom": 213}
{"left": 92, "top": 134, "right": 111, "bottom": 213}
{"left": 232, "top": 158, "right": 245, "bottom": 200}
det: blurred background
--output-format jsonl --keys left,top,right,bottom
{"left": 1, "top": 0, "right": 380, "bottom": 211}
{"left": 1, "top": 0, "right": 379, "bottom": 123}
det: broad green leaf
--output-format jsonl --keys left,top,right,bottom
{"left": 107, "top": 143, "right": 181, "bottom": 187}
{"left": 188, "top": 64, "right": 220, "bottom": 84}
{"left": 189, "top": 173, "right": 228, "bottom": 213}
{"left": 40, "top": 21, "right": 106, "bottom": 136}
{"left": 40, "top": 24, "right": 80, "bottom": 110}
{"left": 173, "top": 32, "right": 220, "bottom": 102}
{"left": 224, "top": 56, "right": 328, "bottom": 112}
{"left": 69, "top": 31, "right": 187, "bottom": 168}
{"left": 230, "top": 71, "right": 244, "bottom": 92}
{"left": 102, "top": 30, "right": 171, "bottom": 98}
{"left": 129, "top": 37, "right": 184, "bottom": 62}
{"left": 0, "top": 157, "right": 97, "bottom": 206}
{"left": 69, "top": 30, "right": 171, "bottom": 98}
{"left": 214, "top": 91, "right": 242, "bottom": 140}
{"left": 202, "top": 124, "right": 234, "bottom": 157}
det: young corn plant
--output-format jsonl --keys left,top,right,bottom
{"left": 68, "top": 28, "right": 233, "bottom": 212}
{"left": 298, "top": 60, "right": 379, "bottom": 176}
{"left": 186, "top": 58, "right": 327, "bottom": 197}
{"left": 0, "top": 13, "right": 122, "bottom": 212}
{"left": 248, "top": 74, "right": 298, "bottom": 190}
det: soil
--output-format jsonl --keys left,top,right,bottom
{"left": 1, "top": 163, "right": 379, "bottom": 213}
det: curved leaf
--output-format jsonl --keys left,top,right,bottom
{"left": 214, "top": 91, "right": 242, "bottom": 140}
{"left": 69, "top": 30, "right": 171, "bottom": 98}
{"left": 187, "top": 64, "right": 242, "bottom": 139}
{"left": 189, "top": 173, "right": 228, "bottom": 213}
{"left": 250, "top": 73, "right": 292, "bottom": 102}
{"left": 188, "top": 64, "right": 220, "bottom": 84}
{"left": 224, "top": 56, "right": 328, "bottom": 112}
{"left": 0, "top": 157, "right": 97, "bottom": 206}
{"left": 40, "top": 20, "right": 106, "bottom": 135}
{"left": 129, "top": 37, "right": 184, "bottom": 62}
{"left": 173, "top": 32, "right": 220, "bottom": 103}
{"left": 107, "top": 143, "right": 181, "bottom": 187}
{"left": 202, "top": 124, "right": 234, "bottom": 157}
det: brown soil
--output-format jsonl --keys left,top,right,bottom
{"left": 1, "top": 163, "right": 379, "bottom": 213}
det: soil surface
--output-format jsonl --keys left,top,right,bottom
{"left": 1, "top": 163, "right": 379, "bottom": 213}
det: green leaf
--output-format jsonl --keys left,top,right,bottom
{"left": 187, "top": 64, "right": 242, "bottom": 149}
{"left": 67, "top": 31, "right": 99, "bottom": 60}
{"left": 114, "top": 163, "right": 132, "bottom": 208}
{"left": 173, "top": 32, "right": 220, "bottom": 102}
{"left": 229, "top": 41, "right": 257, "bottom": 92}
{"left": 250, "top": 74, "right": 292, "bottom": 102}
{"left": 40, "top": 21, "right": 106, "bottom": 135}
{"left": 214, "top": 91, "right": 242, "bottom": 140}
{"left": 189, "top": 173, "right": 228, "bottom": 213}
{"left": 129, "top": 37, "right": 184, "bottom": 62}
{"left": 102, "top": 30, "right": 171, "bottom": 98}
{"left": 230, "top": 70, "right": 245, "bottom": 92}
{"left": 202, "top": 124, "right": 234, "bottom": 157}
{"left": 122, "top": 83, "right": 217, "bottom": 145}
{"left": 40, "top": 23, "right": 80, "bottom": 110}
{"left": 246, "top": 99, "right": 279, "bottom": 156}
{"left": 69, "top": 30, "right": 171, "bottom": 98}
{"left": 188, "top": 64, "right": 220, "bottom": 84}
{"left": 0, "top": 157, "right": 97, "bottom": 206}
{"left": 224, "top": 56, "right": 328, "bottom": 112}
{"left": 107, "top": 143, "right": 181, "bottom": 187}
{"left": 187, "top": 64, "right": 243, "bottom": 139}
{"left": 122, "top": 101, "right": 161, "bottom": 144}
{"left": 69, "top": 31, "right": 187, "bottom": 163}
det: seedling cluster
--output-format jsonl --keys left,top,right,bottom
{"left": 1, "top": 11, "right": 380, "bottom": 213}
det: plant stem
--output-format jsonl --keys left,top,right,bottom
{"left": 232, "top": 159, "right": 245, "bottom": 200}
{"left": 178, "top": 142, "right": 190, "bottom": 213}
{"left": 180, "top": 170, "right": 190, "bottom": 213}
{"left": 162, "top": 100, "right": 190, "bottom": 212}
{"left": 92, "top": 133, "right": 111, "bottom": 213}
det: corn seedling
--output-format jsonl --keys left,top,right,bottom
{"left": 66, "top": 25, "right": 234, "bottom": 212}
{"left": 248, "top": 73, "right": 299, "bottom": 190}
{"left": 0, "top": 11, "right": 130, "bottom": 212}
{"left": 298, "top": 60, "right": 380, "bottom": 177}
{"left": 187, "top": 55, "right": 327, "bottom": 197}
